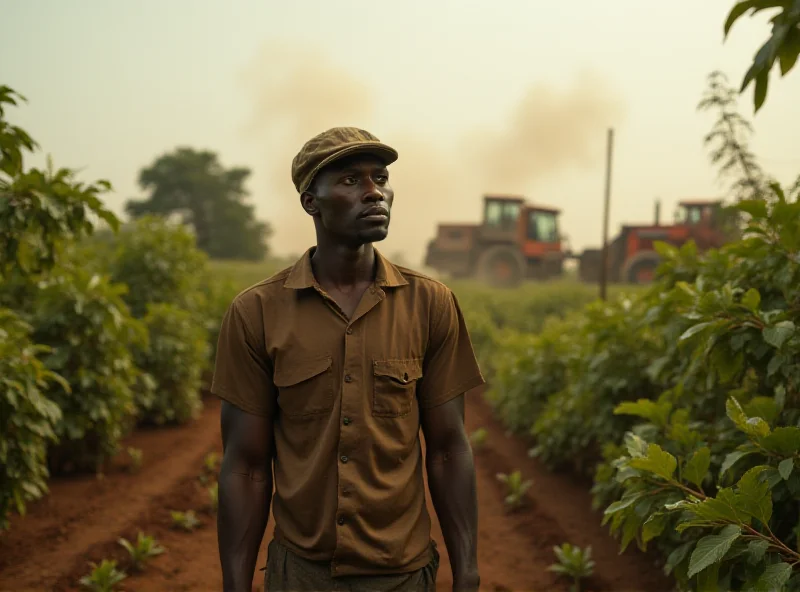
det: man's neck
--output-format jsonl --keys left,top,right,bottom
{"left": 310, "top": 242, "right": 377, "bottom": 290}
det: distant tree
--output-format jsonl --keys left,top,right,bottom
{"left": 125, "top": 148, "right": 271, "bottom": 260}
{"left": 724, "top": 0, "right": 800, "bottom": 112}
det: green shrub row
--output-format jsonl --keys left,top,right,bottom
{"left": 471, "top": 188, "right": 800, "bottom": 590}
{"left": 0, "top": 86, "right": 238, "bottom": 529}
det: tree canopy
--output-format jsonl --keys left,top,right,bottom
{"left": 125, "top": 148, "right": 272, "bottom": 261}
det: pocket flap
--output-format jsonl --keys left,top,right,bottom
{"left": 274, "top": 356, "right": 333, "bottom": 388}
{"left": 373, "top": 359, "right": 423, "bottom": 383}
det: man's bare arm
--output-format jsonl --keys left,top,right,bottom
{"left": 421, "top": 394, "right": 479, "bottom": 591}
{"left": 218, "top": 401, "right": 274, "bottom": 592}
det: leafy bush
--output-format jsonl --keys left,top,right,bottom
{"left": 133, "top": 303, "right": 209, "bottom": 425}
{"left": 103, "top": 215, "right": 234, "bottom": 371}
{"left": 529, "top": 295, "right": 664, "bottom": 474}
{"left": 469, "top": 186, "right": 800, "bottom": 589}
{"left": 0, "top": 308, "right": 64, "bottom": 529}
{"left": 31, "top": 267, "right": 145, "bottom": 473}
{"left": 598, "top": 189, "right": 800, "bottom": 589}
{"left": 195, "top": 267, "right": 238, "bottom": 368}
{"left": 106, "top": 215, "right": 208, "bottom": 318}
{"left": 485, "top": 318, "right": 572, "bottom": 435}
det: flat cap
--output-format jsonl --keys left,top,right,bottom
{"left": 291, "top": 127, "right": 398, "bottom": 194}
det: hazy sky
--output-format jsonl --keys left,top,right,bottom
{"left": 3, "top": 0, "right": 799, "bottom": 267}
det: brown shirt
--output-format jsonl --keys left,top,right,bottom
{"left": 210, "top": 248, "right": 485, "bottom": 577}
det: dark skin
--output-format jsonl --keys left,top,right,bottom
{"left": 218, "top": 152, "right": 479, "bottom": 591}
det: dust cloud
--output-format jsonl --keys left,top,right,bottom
{"left": 240, "top": 43, "right": 625, "bottom": 267}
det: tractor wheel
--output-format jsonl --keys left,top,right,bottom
{"left": 623, "top": 251, "right": 661, "bottom": 284}
{"left": 475, "top": 245, "right": 525, "bottom": 288}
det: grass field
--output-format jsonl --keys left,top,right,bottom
{"left": 208, "top": 257, "right": 644, "bottom": 303}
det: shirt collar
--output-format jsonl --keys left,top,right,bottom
{"left": 283, "top": 246, "right": 409, "bottom": 290}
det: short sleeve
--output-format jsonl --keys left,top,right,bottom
{"left": 210, "top": 298, "right": 277, "bottom": 417}
{"left": 417, "top": 288, "right": 486, "bottom": 409}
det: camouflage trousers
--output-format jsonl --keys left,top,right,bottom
{"left": 264, "top": 539, "right": 440, "bottom": 592}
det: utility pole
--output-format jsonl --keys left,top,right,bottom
{"left": 599, "top": 128, "right": 614, "bottom": 301}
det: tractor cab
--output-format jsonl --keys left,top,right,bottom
{"left": 525, "top": 206, "right": 560, "bottom": 243}
{"left": 480, "top": 195, "right": 525, "bottom": 242}
{"left": 675, "top": 200, "right": 723, "bottom": 227}
{"left": 480, "top": 195, "right": 561, "bottom": 245}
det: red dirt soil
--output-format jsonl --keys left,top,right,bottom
{"left": 0, "top": 388, "right": 672, "bottom": 592}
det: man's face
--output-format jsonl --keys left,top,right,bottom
{"left": 301, "top": 153, "right": 394, "bottom": 246}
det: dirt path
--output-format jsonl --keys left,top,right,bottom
{"left": 0, "top": 389, "right": 671, "bottom": 592}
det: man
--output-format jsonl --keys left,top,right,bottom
{"left": 211, "top": 127, "right": 485, "bottom": 592}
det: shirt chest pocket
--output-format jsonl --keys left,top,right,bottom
{"left": 372, "top": 358, "right": 423, "bottom": 418}
{"left": 274, "top": 355, "right": 334, "bottom": 418}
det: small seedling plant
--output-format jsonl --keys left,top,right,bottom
{"left": 208, "top": 482, "right": 218, "bottom": 513}
{"left": 118, "top": 531, "right": 165, "bottom": 571}
{"left": 78, "top": 559, "right": 127, "bottom": 592}
{"left": 469, "top": 427, "right": 488, "bottom": 451}
{"left": 126, "top": 447, "right": 143, "bottom": 473}
{"left": 496, "top": 470, "right": 532, "bottom": 510}
{"left": 199, "top": 451, "right": 220, "bottom": 484}
{"left": 547, "top": 543, "right": 595, "bottom": 592}
{"left": 171, "top": 509, "right": 201, "bottom": 531}
{"left": 204, "top": 452, "right": 219, "bottom": 473}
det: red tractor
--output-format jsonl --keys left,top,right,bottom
{"left": 577, "top": 199, "right": 728, "bottom": 284}
{"left": 424, "top": 195, "right": 566, "bottom": 287}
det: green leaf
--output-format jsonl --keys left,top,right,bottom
{"left": 687, "top": 524, "right": 741, "bottom": 578}
{"left": 696, "top": 561, "right": 720, "bottom": 592}
{"left": 753, "top": 561, "right": 792, "bottom": 591}
{"left": 642, "top": 513, "right": 666, "bottom": 542}
{"left": 741, "top": 287, "right": 761, "bottom": 311}
{"left": 680, "top": 321, "right": 714, "bottom": 342}
{"left": 624, "top": 432, "right": 649, "bottom": 459}
{"left": 665, "top": 541, "right": 694, "bottom": 575}
{"left": 762, "top": 321, "right": 795, "bottom": 349}
{"left": 723, "top": 0, "right": 764, "bottom": 37}
{"left": 778, "top": 457, "right": 794, "bottom": 480}
{"left": 745, "top": 416, "right": 772, "bottom": 438}
{"left": 737, "top": 466, "right": 772, "bottom": 525}
{"left": 629, "top": 444, "right": 678, "bottom": 480}
{"left": 720, "top": 450, "right": 755, "bottom": 479}
{"left": 737, "top": 199, "right": 769, "bottom": 219}
{"left": 744, "top": 397, "right": 779, "bottom": 425}
{"left": 614, "top": 398, "right": 672, "bottom": 427}
{"left": 746, "top": 539, "right": 769, "bottom": 565}
{"left": 684, "top": 447, "right": 711, "bottom": 488}
{"left": 727, "top": 397, "right": 748, "bottom": 430}
{"left": 779, "top": 27, "right": 800, "bottom": 75}
{"left": 753, "top": 69, "right": 769, "bottom": 112}
{"left": 604, "top": 491, "right": 643, "bottom": 516}
{"left": 761, "top": 427, "right": 800, "bottom": 455}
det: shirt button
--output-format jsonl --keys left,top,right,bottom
{"left": 344, "top": 375, "right": 352, "bottom": 383}
{"left": 346, "top": 327, "right": 353, "bottom": 335}
{"left": 343, "top": 417, "right": 351, "bottom": 425}
{"left": 340, "top": 455, "right": 348, "bottom": 463}
{"left": 337, "top": 516, "right": 345, "bottom": 525}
